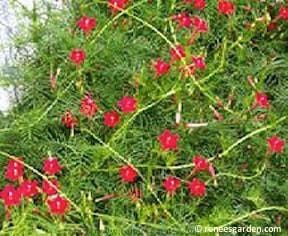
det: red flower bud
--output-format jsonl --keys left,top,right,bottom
{"left": 267, "top": 22, "right": 278, "bottom": 31}
{"left": 61, "top": 111, "right": 78, "bottom": 129}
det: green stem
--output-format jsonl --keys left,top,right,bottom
{"left": 218, "top": 206, "right": 288, "bottom": 228}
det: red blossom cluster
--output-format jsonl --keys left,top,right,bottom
{"left": 65, "top": 8, "right": 141, "bottom": 130}
{"left": 61, "top": 94, "right": 137, "bottom": 130}
{"left": 0, "top": 157, "right": 69, "bottom": 218}
{"left": 64, "top": 1, "right": 287, "bottom": 204}
{"left": 38, "top": 0, "right": 288, "bottom": 215}
{"left": 162, "top": 155, "right": 214, "bottom": 197}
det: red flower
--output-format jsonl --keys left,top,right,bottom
{"left": 118, "top": 96, "right": 137, "bottom": 113}
{"left": 5, "top": 158, "right": 24, "bottom": 182}
{"left": 47, "top": 195, "right": 70, "bottom": 215}
{"left": 170, "top": 45, "right": 186, "bottom": 62}
{"left": 163, "top": 176, "right": 181, "bottom": 195}
{"left": 193, "top": 155, "right": 209, "bottom": 171}
{"left": 80, "top": 94, "right": 98, "bottom": 118}
{"left": 0, "top": 184, "right": 22, "bottom": 207}
{"left": 267, "top": 136, "right": 285, "bottom": 154}
{"left": 183, "top": 0, "right": 206, "bottom": 11}
{"left": 191, "top": 16, "right": 208, "bottom": 32}
{"left": 187, "top": 178, "right": 206, "bottom": 197}
{"left": 218, "top": 1, "right": 235, "bottom": 15}
{"left": 19, "top": 180, "right": 39, "bottom": 198}
{"left": 104, "top": 111, "right": 121, "bottom": 128}
{"left": 193, "top": 0, "right": 206, "bottom": 10}
{"left": 42, "top": 179, "right": 59, "bottom": 195}
{"left": 108, "top": 0, "right": 129, "bottom": 13}
{"left": 192, "top": 56, "right": 206, "bottom": 70}
{"left": 278, "top": 6, "right": 288, "bottom": 21}
{"left": 153, "top": 59, "right": 170, "bottom": 77}
{"left": 69, "top": 48, "right": 86, "bottom": 65}
{"left": 77, "top": 16, "right": 96, "bottom": 33}
{"left": 158, "top": 129, "right": 180, "bottom": 151}
{"left": 172, "top": 13, "right": 193, "bottom": 29}
{"left": 43, "top": 157, "right": 62, "bottom": 175}
{"left": 119, "top": 165, "right": 138, "bottom": 183}
{"left": 61, "top": 111, "right": 78, "bottom": 129}
{"left": 255, "top": 92, "right": 269, "bottom": 109}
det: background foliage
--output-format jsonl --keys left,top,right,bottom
{"left": 0, "top": 0, "right": 288, "bottom": 235}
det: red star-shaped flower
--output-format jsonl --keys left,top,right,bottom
{"left": 170, "top": 45, "right": 186, "bottom": 62}
{"left": 193, "top": 0, "right": 206, "bottom": 10}
{"left": 119, "top": 165, "right": 138, "bottom": 183}
{"left": 193, "top": 155, "right": 209, "bottom": 171}
{"left": 108, "top": 0, "right": 129, "bottom": 13}
{"left": 153, "top": 59, "right": 171, "bottom": 77}
{"left": 278, "top": 6, "right": 288, "bottom": 21}
{"left": 69, "top": 48, "right": 86, "bottom": 65}
{"left": 47, "top": 195, "right": 70, "bottom": 215}
{"left": 255, "top": 92, "right": 269, "bottom": 109}
{"left": 192, "top": 56, "right": 206, "bottom": 70}
{"left": 61, "top": 111, "right": 78, "bottom": 129}
{"left": 77, "top": 16, "right": 96, "bottom": 34}
{"left": 5, "top": 158, "right": 24, "bottom": 182}
{"left": 172, "top": 13, "right": 193, "bottom": 29}
{"left": 158, "top": 129, "right": 180, "bottom": 151}
{"left": 218, "top": 1, "right": 235, "bottom": 15}
{"left": 80, "top": 94, "right": 98, "bottom": 119}
{"left": 118, "top": 96, "right": 137, "bottom": 113}
{"left": 267, "top": 136, "right": 285, "bottom": 154}
{"left": 19, "top": 180, "right": 39, "bottom": 198}
{"left": 42, "top": 179, "right": 60, "bottom": 195}
{"left": 0, "top": 184, "right": 22, "bottom": 207}
{"left": 187, "top": 178, "right": 206, "bottom": 197}
{"left": 163, "top": 176, "right": 181, "bottom": 195}
{"left": 104, "top": 111, "right": 121, "bottom": 128}
{"left": 191, "top": 16, "right": 208, "bottom": 33}
{"left": 43, "top": 157, "right": 62, "bottom": 175}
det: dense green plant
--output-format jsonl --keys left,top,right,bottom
{"left": 0, "top": 0, "right": 288, "bottom": 235}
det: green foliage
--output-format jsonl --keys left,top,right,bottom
{"left": 0, "top": 0, "right": 288, "bottom": 235}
